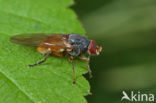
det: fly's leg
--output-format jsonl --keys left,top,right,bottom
{"left": 28, "top": 53, "right": 50, "bottom": 67}
{"left": 79, "top": 55, "right": 92, "bottom": 78}
{"left": 69, "top": 56, "right": 76, "bottom": 84}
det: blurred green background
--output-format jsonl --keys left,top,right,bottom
{"left": 73, "top": 0, "right": 156, "bottom": 103}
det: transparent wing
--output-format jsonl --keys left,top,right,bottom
{"left": 10, "top": 34, "right": 52, "bottom": 46}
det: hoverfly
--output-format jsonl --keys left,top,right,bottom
{"left": 10, "top": 34, "right": 102, "bottom": 84}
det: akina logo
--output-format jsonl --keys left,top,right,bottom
{"left": 121, "top": 91, "right": 154, "bottom": 102}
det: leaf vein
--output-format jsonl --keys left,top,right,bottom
{"left": 0, "top": 70, "right": 35, "bottom": 103}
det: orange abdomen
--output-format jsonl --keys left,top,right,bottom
{"left": 37, "top": 35, "right": 67, "bottom": 56}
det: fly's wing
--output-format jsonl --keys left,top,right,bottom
{"left": 40, "top": 34, "right": 73, "bottom": 52}
{"left": 10, "top": 34, "right": 52, "bottom": 46}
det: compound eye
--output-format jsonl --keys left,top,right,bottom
{"left": 88, "top": 40, "right": 97, "bottom": 55}
{"left": 92, "top": 40, "right": 97, "bottom": 49}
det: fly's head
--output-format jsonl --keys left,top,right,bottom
{"left": 88, "top": 40, "right": 102, "bottom": 56}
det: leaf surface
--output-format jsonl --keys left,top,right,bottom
{"left": 0, "top": 0, "right": 90, "bottom": 103}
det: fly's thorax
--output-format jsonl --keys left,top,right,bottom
{"left": 67, "top": 34, "right": 90, "bottom": 56}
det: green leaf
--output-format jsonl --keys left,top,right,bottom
{"left": 0, "top": 0, "right": 90, "bottom": 103}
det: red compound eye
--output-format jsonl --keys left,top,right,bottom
{"left": 88, "top": 40, "right": 97, "bottom": 55}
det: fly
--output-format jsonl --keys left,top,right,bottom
{"left": 10, "top": 34, "right": 102, "bottom": 84}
